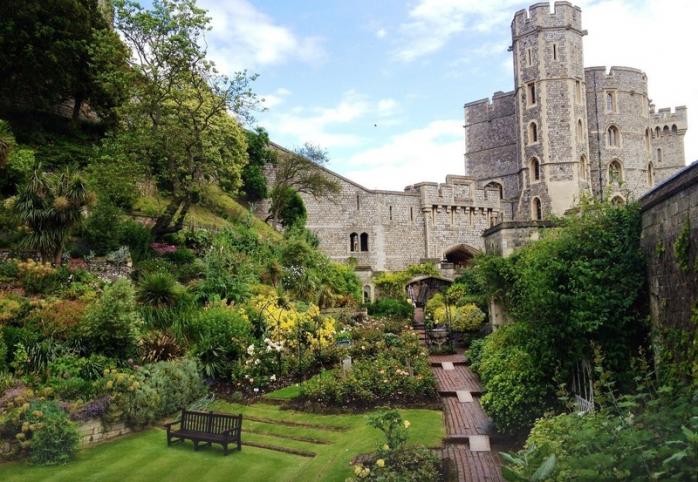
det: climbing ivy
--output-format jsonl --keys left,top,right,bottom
{"left": 673, "top": 217, "right": 692, "bottom": 271}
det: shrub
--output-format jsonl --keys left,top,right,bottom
{"left": 166, "top": 247, "right": 196, "bottom": 265}
{"left": 0, "top": 292, "right": 29, "bottom": 323}
{"left": 31, "top": 299, "right": 86, "bottom": 340}
{"left": 138, "top": 330, "right": 183, "bottom": 363}
{"left": 137, "top": 271, "right": 185, "bottom": 307}
{"left": 144, "top": 358, "right": 206, "bottom": 418}
{"left": 80, "top": 279, "right": 143, "bottom": 359}
{"left": 80, "top": 201, "right": 124, "bottom": 255}
{"left": 119, "top": 220, "right": 152, "bottom": 262}
{"left": 0, "top": 330, "right": 6, "bottom": 371}
{"left": 366, "top": 299, "right": 413, "bottom": 319}
{"left": 25, "top": 400, "right": 79, "bottom": 465}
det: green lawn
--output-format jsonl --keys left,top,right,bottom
{"left": 0, "top": 402, "right": 444, "bottom": 482}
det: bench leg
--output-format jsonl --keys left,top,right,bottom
{"left": 223, "top": 443, "right": 228, "bottom": 456}
{"left": 193, "top": 440, "right": 199, "bottom": 451}
{"left": 237, "top": 438, "right": 242, "bottom": 451}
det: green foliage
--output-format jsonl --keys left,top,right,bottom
{"left": 81, "top": 279, "right": 143, "bottom": 359}
{"left": 654, "top": 304, "right": 698, "bottom": 387}
{"left": 502, "top": 387, "right": 698, "bottom": 482}
{"left": 242, "top": 127, "right": 276, "bottom": 202}
{"left": 13, "top": 169, "right": 94, "bottom": 264}
{"left": 368, "top": 410, "right": 408, "bottom": 451}
{"left": 374, "top": 263, "right": 439, "bottom": 300}
{"left": 142, "top": 358, "right": 206, "bottom": 418}
{"left": 365, "top": 299, "right": 413, "bottom": 319}
{"left": 674, "top": 217, "right": 692, "bottom": 272}
{"left": 79, "top": 201, "right": 125, "bottom": 255}
{"left": 277, "top": 188, "right": 307, "bottom": 229}
{"left": 25, "top": 400, "right": 79, "bottom": 465}
{"left": 136, "top": 271, "right": 186, "bottom": 308}
{"left": 0, "top": 330, "right": 7, "bottom": 372}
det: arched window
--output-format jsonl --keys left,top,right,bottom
{"left": 531, "top": 197, "right": 542, "bottom": 220}
{"left": 608, "top": 160, "right": 623, "bottom": 184}
{"left": 579, "top": 155, "right": 588, "bottom": 180}
{"left": 485, "top": 181, "right": 503, "bottom": 199}
{"left": 530, "top": 158, "right": 541, "bottom": 182}
{"left": 655, "top": 126, "right": 660, "bottom": 137}
{"left": 349, "top": 233, "right": 358, "bottom": 252}
{"left": 360, "top": 233, "right": 369, "bottom": 252}
{"left": 671, "top": 124, "right": 678, "bottom": 134}
{"left": 605, "top": 91, "right": 616, "bottom": 112}
{"left": 607, "top": 125, "right": 619, "bottom": 147}
{"left": 644, "top": 128, "right": 650, "bottom": 151}
{"left": 663, "top": 125, "right": 669, "bottom": 135}
{"left": 656, "top": 147, "right": 662, "bottom": 162}
{"left": 576, "top": 119, "right": 584, "bottom": 143}
{"left": 528, "top": 121, "right": 538, "bottom": 144}
{"left": 647, "top": 162, "right": 655, "bottom": 187}
{"left": 611, "top": 195, "right": 625, "bottom": 206}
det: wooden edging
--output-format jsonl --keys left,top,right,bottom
{"left": 244, "top": 415, "right": 349, "bottom": 432}
{"left": 243, "top": 441, "right": 316, "bottom": 458}
{"left": 243, "top": 427, "right": 333, "bottom": 445}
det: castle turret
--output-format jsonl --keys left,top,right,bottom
{"left": 511, "top": 1, "right": 590, "bottom": 220}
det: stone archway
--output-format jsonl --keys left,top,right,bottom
{"left": 443, "top": 244, "right": 480, "bottom": 269}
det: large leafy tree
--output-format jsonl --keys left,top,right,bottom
{"left": 0, "top": 0, "right": 129, "bottom": 121}
{"left": 242, "top": 127, "right": 277, "bottom": 204}
{"left": 111, "top": 0, "right": 257, "bottom": 237}
{"left": 13, "top": 169, "right": 94, "bottom": 264}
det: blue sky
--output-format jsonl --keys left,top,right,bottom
{"left": 198, "top": 0, "right": 698, "bottom": 190}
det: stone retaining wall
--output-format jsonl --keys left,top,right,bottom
{"left": 76, "top": 418, "right": 131, "bottom": 447}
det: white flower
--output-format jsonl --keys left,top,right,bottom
{"left": 270, "top": 374, "right": 277, "bottom": 381}
{"left": 246, "top": 344, "right": 255, "bottom": 355}
{"left": 254, "top": 359, "right": 260, "bottom": 365}
{"left": 253, "top": 388, "right": 259, "bottom": 393}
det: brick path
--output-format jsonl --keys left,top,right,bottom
{"left": 420, "top": 330, "right": 504, "bottom": 481}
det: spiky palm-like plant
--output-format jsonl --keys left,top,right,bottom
{"left": 0, "top": 120, "right": 14, "bottom": 166}
{"left": 14, "top": 168, "right": 93, "bottom": 265}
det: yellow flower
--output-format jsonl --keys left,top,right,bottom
{"left": 360, "top": 467, "right": 370, "bottom": 478}
{"left": 376, "top": 459, "right": 385, "bottom": 468}
{"left": 106, "top": 380, "right": 113, "bottom": 390}
{"left": 382, "top": 444, "right": 389, "bottom": 451}
{"left": 403, "top": 420, "right": 411, "bottom": 429}
{"left": 353, "top": 465, "right": 364, "bottom": 476}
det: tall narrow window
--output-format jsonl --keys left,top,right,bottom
{"left": 647, "top": 162, "right": 655, "bottom": 187}
{"left": 607, "top": 126, "right": 619, "bottom": 147}
{"left": 530, "top": 158, "right": 541, "bottom": 182}
{"left": 349, "top": 233, "right": 358, "bottom": 252}
{"left": 450, "top": 208, "right": 454, "bottom": 225}
{"left": 360, "top": 233, "right": 369, "bottom": 252}
{"left": 528, "top": 121, "right": 538, "bottom": 144}
{"left": 605, "top": 91, "right": 616, "bottom": 113}
{"left": 579, "top": 155, "right": 588, "bottom": 180}
{"left": 552, "top": 43, "right": 557, "bottom": 60}
{"left": 656, "top": 147, "right": 662, "bottom": 162}
{"left": 663, "top": 125, "right": 670, "bottom": 135}
{"left": 671, "top": 124, "right": 678, "bottom": 134}
{"left": 655, "top": 126, "right": 660, "bottom": 137}
{"left": 389, "top": 205, "right": 392, "bottom": 221}
{"left": 645, "top": 128, "right": 650, "bottom": 151}
{"left": 356, "top": 193, "right": 360, "bottom": 210}
{"left": 608, "top": 160, "right": 623, "bottom": 184}
{"left": 527, "top": 83, "right": 536, "bottom": 106}
{"left": 575, "top": 80, "right": 582, "bottom": 104}
{"left": 527, "top": 48, "right": 532, "bottom": 66}
{"left": 576, "top": 119, "right": 584, "bottom": 143}
{"left": 531, "top": 197, "right": 542, "bottom": 220}
{"left": 410, "top": 207, "right": 414, "bottom": 222}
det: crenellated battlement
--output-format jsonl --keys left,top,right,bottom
{"left": 650, "top": 106, "right": 688, "bottom": 131}
{"left": 512, "top": 2, "right": 582, "bottom": 37}
{"left": 584, "top": 66, "right": 648, "bottom": 95}
{"left": 405, "top": 176, "right": 501, "bottom": 210}
{"left": 463, "top": 91, "right": 515, "bottom": 125}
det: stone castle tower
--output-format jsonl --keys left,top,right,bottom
{"left": 465, "top": 1, "right": 687, "bottom": 222}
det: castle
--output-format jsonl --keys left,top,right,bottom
{"left": 260, "top": 2, "right": 688, "bottom": 301}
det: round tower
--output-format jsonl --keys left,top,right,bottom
{"left": 511, "top": 2, "right": 591, "bottom": 220}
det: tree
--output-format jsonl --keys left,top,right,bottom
{"left": 242, "top": 127, "right": 277, "bottom": 203}
{"left": 0, "top": 0, "right": 128, "bottom": 122}
{"left": 268, "top": 143, "right": 340, "bottom": 225}
{"left": 13, "top": 168, "right": 94, "bottom": 264}
{"left": 111, "top": 0, "right": 257, "bottom": 238}
{"left": 278, "top": 187, "right": 307, "bottom": 228}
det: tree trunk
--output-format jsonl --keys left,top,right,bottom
{"left": 151, "top": 197, "right": 192, "bottom": 238}
{"left": 72, "top": 94, "right": 84, "bottom": 125}
{"left": 53, "top": 246, "right": 63, "bottom": 266}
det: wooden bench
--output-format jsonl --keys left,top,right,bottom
{"left": 164, "top": 409, "right": 242, "bottom": 455}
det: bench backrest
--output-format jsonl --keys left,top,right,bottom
{"left": 181, "top": 410, "right": 242, "bottom": 434}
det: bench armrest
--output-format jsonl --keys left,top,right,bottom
{"left": 163, "top": 420, "right": 181, "bottom": 432}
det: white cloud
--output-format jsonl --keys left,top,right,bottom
{"left": 261, "top": 88, "right": 291, "bottom": 109}
{"left": 376, "top": 28, "right": 387, "bottom": 39}
{"left": 340, "top": 119, "right": 465, "bottom": 190}
{"left": 199, "top": 0, "right": 325, "bottom": 73}
{"left": 377, "top": 98, "right": 398, "bottom": 115}
{"left": 579, "top": 0, "right": 698, "bottom": 164}
{"left": 395, "top": 0, "right": 520, "bottom": 62}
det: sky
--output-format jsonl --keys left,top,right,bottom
{"left": 198, "top": 0, "right": 698, "bottom": 191}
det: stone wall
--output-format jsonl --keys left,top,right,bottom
{"left": 482, "top": 220, "right": 555, "bottom": 257}
{"left": 639, "top": 160, "right": 698, "bottom": 332}
{"left": 77, "top": 418, "right": 131, "bottom": 447}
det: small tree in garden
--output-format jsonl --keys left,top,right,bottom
{"left": 13, "top": 168, "right": 93, "bottom": 264}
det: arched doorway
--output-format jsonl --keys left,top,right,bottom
{"left": 443, "top": 244, "right": 479, "bottom": 269}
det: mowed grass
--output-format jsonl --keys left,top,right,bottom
{"left": 0, "top": 402, "right": 444, "bottom": 482}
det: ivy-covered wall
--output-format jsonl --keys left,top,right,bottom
{"left": 639, "top": 160, "right": 697, "bottom": 375}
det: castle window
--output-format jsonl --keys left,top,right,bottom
{"left": 608, "top": 160, "right": 623, "bottom": 184}
{"left": 531, "top": 197, "right": 542, "bottom": 221}
{"left": 360, "top": 233, "right": 369, "bottom": 252}
{"left": 410, "top": 207, "right": 414, "bottom": 222}
{"left": 655, "top": 126, "right": 660, "bottom": 137}
{"left": 663, "top": 125, "right": 669, "bottom": 135}
{"left": 526, "top": 82, "right": 536, "bottom": 106}
{"left": 647, "top": 162, "right": 655, "bottom": 187}
{"left": 607, "top": 125, "right": 620, "bottom": 147}
{"left": 579, "top": 155, "right": 588, "bottom": 180}
{"left": 575, "top": 80, "right": 582, "bottom": 104}
{"left": 450, "top": 208, "right": 454, "bottom": 225}
{"left": 576, "top": 119, "right": 584, "bottom": 143}
{"left": 526, "top": 48, "right": 532, "bottom": 66}
{"left": 605, "top": 91, "right": 617, "bottom": 113}
{"left": 350, "top": 232, "right": 358, "bottom": 252}
{"left": 552, "top": 43, "right": 557, "bottom": 60}
{"left": 656, "top": 147, "right": 662, "bottom": 162}
{"left": 645, "top": 128, "right": 650, "bottom": 151}
{"left": 528, "top": 121, "right": 538, "bottom": 144}
{"left": 485, "top": 181, "right": 503, "bottom": 199}
{"left": 611, "top": 195, "right": 625, "bottom": 206}
{"left": 389, "top": 205, "right": 393, "bottom": 221}
{"left": 530, "top": 157, "right": 541, "bottom": 182}
{"left": 671, "top": 124, "right": 678, "bottom": 134}
{"left": 356, "top": 193, "right": 360, "bottom": 210}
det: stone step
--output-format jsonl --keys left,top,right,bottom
{"left": 441, "top": 361, "right": 455, "bottom": 370}
{"left": 443, "top": 435, "right": 491, "bottom": 452}
{"left": 456, "top": 390, "right": 473, "bottom": 403}
{"left": 438, "top": 389, "right": 484, "bottom": 396}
